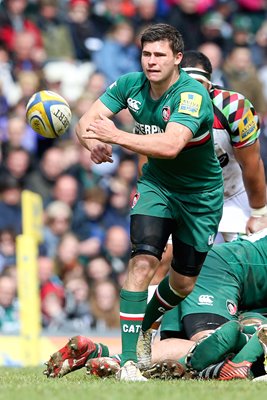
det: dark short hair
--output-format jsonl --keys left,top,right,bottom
{"left": 140, "top": 23, "right": 184, "bottom": 54}
{"left": 181, "top": 50, "right": 213, "bottom": 76}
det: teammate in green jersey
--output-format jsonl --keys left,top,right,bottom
{"left": 44, "top": 220, "right": 267, "bottom": 381}
{"left": 75, "top": 23, "right": 223, "bottom": 381}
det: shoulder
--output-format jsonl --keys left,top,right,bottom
{"left": 115, "top": 71, "right": 147, "bottom": 86}
{"left": 179, "top": 70, "right": 211, "bottom": 102}
{"left": 210, "top": 86, "right": 248, "bottom": 107}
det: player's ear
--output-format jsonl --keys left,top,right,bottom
{"left": 175, "top": 52, "right": 183, "bottom": 67}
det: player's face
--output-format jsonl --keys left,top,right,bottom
{"left": 141, "top": 40, "right": 182, "bottom": 84}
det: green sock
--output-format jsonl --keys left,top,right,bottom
{"left": 120, "top": 289, "right": 148, "bottom": 365}
{"left": 86, "top": 343, "right": 109, "bottom": 362}
{"left": 189, "top": 320, "right": 244, "bottom": 371}
{"left": 142, "top": 276, "right": 184, "bottom": 331}
{"left": 232, "top": 332, "right": 263, "bottom": 364}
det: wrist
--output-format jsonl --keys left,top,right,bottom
{"left": 250, "top": 205, "right": 267, "bottom": 217}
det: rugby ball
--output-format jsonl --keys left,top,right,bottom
{"left": 26, "top": 90, "right": 72, "bottom": 138}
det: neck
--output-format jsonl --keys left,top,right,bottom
{"left": 150, "top": 70, "right": 180, "bottom": 100}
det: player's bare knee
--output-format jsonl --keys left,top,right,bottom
{"left": 169, "top": 273, "right": 197, "bottom": 297}
{"left": 129, "top": 254, "right": 159, "bottom": 283}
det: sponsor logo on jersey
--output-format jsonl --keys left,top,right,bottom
{"left": 131, "top": 192, "right": 140, "bottom": 208}
{"left": 178, "top": 92, "right": 202, "bottom": 117}
{"left": 198, "top": 294, "right": 214, "bottom": 305}
{"left": 158, "top": 307, "right": 166, "bottom": 313}
{"left": 226, "top": 300, "right": 237, "bottom": 315}
{"left": 239, "top": 109, "right": 257, "bottom": 142}
{"left": 208, "top": 234, "right": 215, "bottom": 245}
{"left": 109, "top": 81, "right": 117, "bottom": 89}
{"left": 134, "top": 122, "right": 163, "bottom": 135}
{"left": 127, "top": 97, "right": 141, "bottom": 112}
{"left": 162, "top": 106, "right": 171, "bottom": 121}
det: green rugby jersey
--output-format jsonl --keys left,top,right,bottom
{"left": 211, "top": 229, "right": 267, "bottom": 310}
{"left": 100, "top": 69, "right": 223, "bottom": 193}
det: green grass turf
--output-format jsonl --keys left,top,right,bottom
{"left": 0, "top": 367, "right": 267, "bottom": 400}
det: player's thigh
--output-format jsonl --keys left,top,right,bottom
{"left": 131, "top": 180, "right": 175, "bottom": 259}
{"left": 171, "top": 186, "right": 223, "bottom": 253}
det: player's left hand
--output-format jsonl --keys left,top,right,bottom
{"left": 84, "top": 114, "right": 119, "bottom": 144}
{"left": 245, "top": 215, "right": 267, "bottom": 235}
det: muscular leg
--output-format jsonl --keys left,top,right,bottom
{"left": 120, "top": 254, "right": 160, "bottom": 365}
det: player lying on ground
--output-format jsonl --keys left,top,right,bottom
{"left": 43, "top": 312, "right": 267, "bottom": 381}
{"left": 44, "top": 222, "right": 267, "bottom": 380}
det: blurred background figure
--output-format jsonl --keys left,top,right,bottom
{"left": 34, "top": 0, "right": 75, "bottom": 62}
{"left": 42, "top": 200, "right": 73, "bottom": 259}
{"left": 198, "top": 41, "right": 229, "bottom": 87}
{"left": 102, "top": 225, "right": 131, "bottom": 278}
{"left": 84, "top": 254, "right": 113, "bottom": 285}
{"left": 25, "top": 146, "right": 65, "bottom": 202}
{"left": 92, "top": 20, "right": 140, "bottom": 86}
{"left": 0, "top": 176, "right": 22, "bottom": 234}
{"left": 90, "top": 279, "right": 120, "bottom": 330}
{"left": 0, "top": 229, "right": 16, "bottom": 274}
{"left": 54, "top": 232, "right": 84, "bottom": 282}
{"left": 0, "top": 274, "right": 19, "bottom": 333}
{"left": 223, "top": 45, "right": 267, "bottom": 117}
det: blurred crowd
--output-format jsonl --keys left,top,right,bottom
{"left": 0, "top": 0, "right": 267, "bottom": 335}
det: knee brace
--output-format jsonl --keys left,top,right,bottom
{"left": 130, "top": 214, "right": 174, "bottom": 260}
{"left": 171, "top": 236, "right": 207, "bottom": 277}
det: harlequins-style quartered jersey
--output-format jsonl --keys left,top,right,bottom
{"left": 210, "top": 86, "right": 260, "bottom": 200}
{"left": 211, "top": 229, "right": 267, "bottom": 310}
{"left": 100, "top": 70, "right": 223, "bottom": 193}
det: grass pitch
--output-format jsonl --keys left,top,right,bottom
{"left": 0, "top": 367, "right": 267, "bottom": 400}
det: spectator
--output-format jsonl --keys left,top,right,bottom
{"left": 92, "top": 20, "right": 141, "bottom": 87}
{"left": 104, "top": 177, "right": 131, "bottom": 231}
{"left": 0, "top": 147, "right": 33, "bottom": 188}
{"left": 0, "top": 274, "right": 19, "bottom": 333}
{"left": 222, "top": 45, "right": 267, "bottom": 116}
{"left": 38, "top": 255, "right": 62, "bottom": 289}
{"left": 54, "top": 232, "right": 84, "bottom": 282}
{"left": 2, "top": 114, "right": 37, "bottom": 156}
{"left": 200, "top": 11, "right": 232, "bottom": 56}
{"left": 90, "top": 279, "right": 120, "bottom": 330}
{"left": 166, "top": 0, "right": 205, "bottom": 50}
{"left": 102, "top": 225, "right": 131, "bottom": 276}
{"left": 72, "top": 186, "right": 108, "bottom": 243}
{"left": 84, "top": 254, "right": 113, "bottom": 285}
{"left": 0, "top": 0, "right": 43, "bottom": 53}
{"left": 11, "top": 30, "right": 46, "bottom": 79}
{"left": 35, "top": 0, "right": 75, "bottom": 61}
{"left": 131, "top": 0, "right": 163, "bottom": 33}
{"left": 198, "top": 42, "right": 229, "bottom": 87}
{"left": 0, "top": 229, "right": 16, "bottom": 274}
{"left": 85, "top": 70, "right": 107, "bottom": 98}
{"left": 67, "top": 0, "right": 103, "bottom": 61}
{"left": 49, "top": 174, "right": 80, "bottom": 210}
{"left": 42, "top": 200, "right": 73, "bottom": 259}
{"left": 66, "top": 145, "right": 102, "bottom": 193}
{"left": 91, "top": 0, "right": 126, "bottom": 38}
{"left": 40, "top": 279, "right": 66, "bottom": 330}
{"left": 25, "top": 146, "right": 65, "bottom": 202}
{"left": 64, "top": 276, "right": 94, "bottom": 332}
{"left": 0, "top": 41, "right": 21, "bottom": 107}
{"left": 0, "top": 175, "right": 22, "bottom": 234}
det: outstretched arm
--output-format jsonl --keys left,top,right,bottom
{"left": 234, "top": 140, "right": 267, "bottom": 234}
{"left": 84, "top": 115, "right": 193, "bottom": 159}
{"left": 75, "top": 99, "right": 115, "bottom": 164}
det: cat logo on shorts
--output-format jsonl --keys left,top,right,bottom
{"left": 226, "top": 300, "right": 237, "bottom": 316}
{"left": 162, "top": 106, "right": 171, "bottom": 122}
{"left": 131, "top": 192, "right": 140, "bottom": 209}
